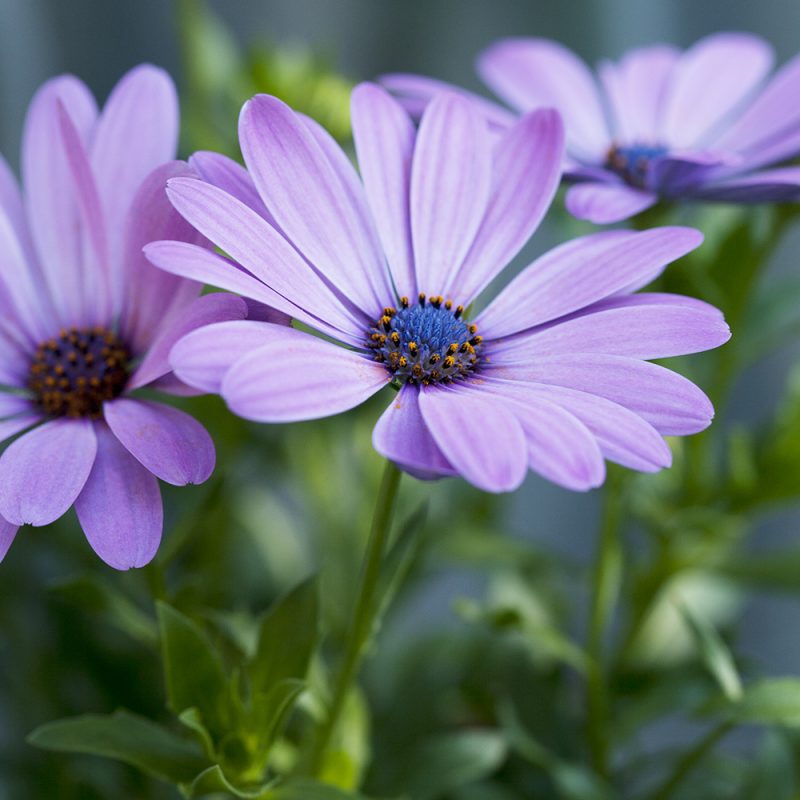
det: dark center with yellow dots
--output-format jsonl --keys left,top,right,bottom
{"left": 367, "top": 294, "right": 482, "bottom": 385}
{"left": 28, "top": 327, "right": 131, "bottom": 419}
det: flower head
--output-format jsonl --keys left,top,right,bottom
{"left": 147, "top": 84, "right": 730, "bottom": 493}
{"left": 0, "top": 65, "right": 261, "bottom": 569}
{"left": 383, "top": 33, "right": 800, "bottom": 223}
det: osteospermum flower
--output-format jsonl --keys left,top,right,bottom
{"left": 383, "top": 33, "right": 800, "bottom": 223}
{"left": 145, "top": 84, "right": 730, "bottom": 493}
{"left": 0, "top": 66, "right": 259, "bottom": 569}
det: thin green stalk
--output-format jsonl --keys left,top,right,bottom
{"left": 307, "top": 459, "right": 402, "bottom": 776}
{"left": 648, "top": 721, "right": 733, "bottom": 800}
{"left": 586, "top": 470, "right": 625, "bottom": 777}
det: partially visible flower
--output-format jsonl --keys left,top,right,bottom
{"left": 147, "top": 85, "right": 729, "bottom": 494}
{"left": 0, "top": 66, "right": 271, "bottom": 569}
{"left": 383, "top": 33, "right": 800, "bottom": 223}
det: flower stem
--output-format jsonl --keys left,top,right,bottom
{"left": 648, "top": 721, "right": 733, "bottom": 800}
{"left": 307, "top": 459, "right": 402, "bottom": 777}
{"left": 586, "top": 470, "right": 625, "bottom": 777}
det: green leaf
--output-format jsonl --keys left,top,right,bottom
{"left": 249, "top": 576, "right": 318, "bottom": 695}
{"left": 183, "top": 764, "right": 274, "bottom": 799}
{"left": 726, "top": 679, "right": 800, "bottom": 727}
{"left": 747, "top": 730, "right": 795, "bottom": 800}
{"left": 28, "top": 710, "right": 208, "bottom": 784}
{"left": 395, "top": 730, "right": 508, "bottom": 800}
{"left": 252, "top": 678, "right": 306, "bottom": 754}
{"left": 678, "top": 600, "right": 742, "bottom": 701}
{"left": 52, "top": 575, "right": 157, "bottom": 647}
{"left": 268, "top": 779, "right": 364, "bottom": 799}
{"left": 157, "top": 602, "right": 229, "bottom": 736}
{"left": 178, "top": 708, "right": 216, "bottom": 760}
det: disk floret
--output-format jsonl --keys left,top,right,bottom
{"left": 367, "top": 293, "right": 482, "bottom": 385}
{"left": 28, "top": 327, "right": 132, "bottom": 419}
{"left": 605, "top": 143, "right": 668, "bottom": 189}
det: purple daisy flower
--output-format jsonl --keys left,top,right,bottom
{"left": 383, "top": 33, "right": 800, "bottom": 223}
{"left": 0, "top": 65, "right": 260, "bottom": 569}
{"left": 146, "top": 84, "right": 729, "bottom": 494}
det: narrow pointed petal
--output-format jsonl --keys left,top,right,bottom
{"left": 418, "top": 386, "right": 527, "bottom": 493}
{"left": 75, "top": 424, "right": 162, "bottom": 570}
{"left": 22, "top": 75, "right": 97, "bottom": 326}
{"left": 380, "top": 73, "right": 517, "bottom": 128}
{"left": 483, "top": 378, "right": 671, "bottom": 472}
{"left": 130, "top": 293, "right": 248, "bottom": 389}
{"left": 492, "top": 298, "right": 730, "bottom": 360}
{"left": 220, "top": 329, "right": 390, "bottom": 423}
{"left": 239, "top": 94, "right": 392, "bottom": 317}
{"left": 565, "top": 181, "right": 657, "bottom": 224}
{"left": 599, "top": 45, "right": 679, "bottom": 142}
{"left": 477, "top": 38, "right": 609, "bottom": 159}
{"left": 90, "top": 64, "right": 178, "bottom": 266}
{"left": 488, "top": 354, "right": 714, "bottom": 436}
{"left": 410, "top": 93, "right": 492, "bottom": 293}
{"left": 693, "top": 167, "right": 800, "bottom": 202}
{"left": 170, "top": 320, "right": 284, "bottom": 394}
{"left": 189, "top": 150, "right": 273, "bottom": 221}
{"left": 104, "top": 398, "right": 214, "bottom": 486}
{"left": 453, "top": 108, "right": 565, "bottom": 305}
{"left": 712, "top": 53, "right": 800, "bottom": 166}
{"left": 0, "top": 419, "right": 97, "bottom": 526}
{"left": 120, "top": 161, "right": 206, "bottom": 353}
{"left": 476, "top": 228, "right": 703, "bottom": 339}
{"left": 351, "top": 83, "right": 417, "bottom": 298}
{"left": 0, "top": 516, "right": 19, "bottom": 562}
{"left": 662, "top": 33, "right": 773, "bottom": 148}
{"left": 163, "top": 177, "right": 365, "bottom": 339}
{"left": 372, "top": 384, "right": 455, "bottom": 477}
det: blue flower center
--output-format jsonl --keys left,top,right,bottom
{"left": 28, "top": 327, "right": 131, "bottom": 419}
{"left": 605, "top": 143, "right": 668, "bottom": 188}
{"left": 368, "top": 294, "right": 482, "bottom": 385}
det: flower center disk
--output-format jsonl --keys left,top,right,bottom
{"left": 368, "top": 294, "right": 482, "bottom": 385}
{"left": 605, "top": 143, "right": 668, "bottom": 189}
{"left": 28, "top": 327, "right": 131, "bottom": 419}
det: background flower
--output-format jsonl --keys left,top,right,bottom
{"left": 383, "top": 32, "right": 800, "bottom": 223}
{"left": 0, "top": 65, "right": 270, "bottom": 569}
{"left": 147, "top": 84, "right": 729, "bottom": 493}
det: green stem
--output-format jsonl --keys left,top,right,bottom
{"left": 307, "top": 459, "right": 402, "bottom": 777}
{"left": 586, "top": 471, "right": 625, "bottom": 777}
{"left": 648, "top": 721, "right": 733, "bottom": 800}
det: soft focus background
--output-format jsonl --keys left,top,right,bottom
{"left": 2, "top": 1, "right": 800, "bottom": 798}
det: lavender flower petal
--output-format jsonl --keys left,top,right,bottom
{"left": 372, "top": 384, "right": 455, "bottom": 477}
{"left": 104, "top": 398, "right": 214, "bottom": 486}
{"left": 662, "top": 33, "right": 773, "bottom": 148}
{"left": 476, "top": 228, "right": 702, "bottom": 339}
{"left": 351, "top": 83, "right": 417, "bottom": 299}
{"left": 22, "top": 75, "right": 97, "bottom": 326}
{"left": 169, "top": 320, "right": 284, "bottom": 394}
{"left": 129, "top": 293, "right": 248, "bottom": 389}
{"left": 0, "top": 516, "right": 18, "bottom": 562}
{"left": 565, "top": 182, "right": 658, "bottom": 224}
{"left": 75, "top": 424, "right": 162, "bottom": 570}
{"left": 477, "top": 37, "right": 609, "bottom": 159}
{"left": 452, "top": 108, "right": 564, "bottom": 305}
{"left": 410, "top": 93, "right": 492, "bottom": 293}
{"left": 418, "top": 386, "right": 527, "bottom": 493}
{"left": 239, "top": 94, "right": 393, "bottom": 317}
{"left": 220, "top": 331, "right": 390, "bottom": 423}
{"left": 0, "top": 418, "right": 97, "bottom": 526}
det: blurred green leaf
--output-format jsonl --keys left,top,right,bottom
{"left": 157, "top": 602, "right": 229, "bottom": 736}
{"left": 52, "top": 575, "right": 157, "bottom": 647}
{"left": 252, "top": 678, "right": 305, "bottom": 755}
{"left": 183, "top": 763, "right": 273, "bottom": 799}
{"left": 268, "top": 779, "right": 363, "bottom": 799}
{"left": 178, "top": 708, "right": 216, "bottom": 760}
{"left": 746, "top": 730, "right": 795, "bottom": 800}
{"left": 394, "top": 730, "right": 507, "bottom": 800}
{"left": 678, "top": 601, "right": 742, "bottom": 701}
{"left": 316, "top": 689, "right": 370, "bottom": 791}
{"left": 249, "top": 576, "right": 318, "bottom": 695}
{"left": 721, "top": 679, "right": 800, "bottom": 727}
{"left": 28, "top": 710, "right": 208, "bottom": 784}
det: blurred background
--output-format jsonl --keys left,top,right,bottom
{"left": 1, "top": 1, "right": 800, "bottom": 797}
